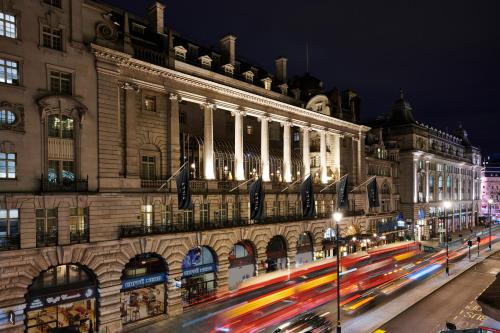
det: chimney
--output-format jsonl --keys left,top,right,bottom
{"left": 148, "top": 1, "right": 165, "bottom": 34}
{"left": 275, "top": 57, "right": 287, "bottom": 83}
{"left": 220, "top": 34, "right": 237, "bottom": 65}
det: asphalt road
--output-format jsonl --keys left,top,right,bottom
{"left": 381, "top": 251, "right": 500, "bottom": 333}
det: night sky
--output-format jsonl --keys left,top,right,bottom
{"left": 103, "top": 0, "right": 500, "bottom": 154}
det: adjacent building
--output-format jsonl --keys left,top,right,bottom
{"left": 481, "top": 154, "right": 500, "bottom": 222}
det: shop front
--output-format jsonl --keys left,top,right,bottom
{"left": 295, "top": 232, "right": 314, "bottom": 267}
{"left": 182, "top": 246, "right": 218, "bottom": 306}
{"left": 120, "top": 254, "right": 167, "bottom": 325}
{"left": 265, "top": 236, "right": 287, "bottom": 272}
{"left": 26, "top": 264, "right": 97, "bottom": 333}
{"left": 321, "top": 228, "right": 336, "bottom": 259}
{"left": 228, "top": 241, "right": 256, "bottom": 290}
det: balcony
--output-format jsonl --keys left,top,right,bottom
{"left": 0, "top": 234, "right": 20, "bottom": 251}
{"left": 36, "top": 231, "right": 58, "bottom": 247}
{"left": 41, "top": 176, "right": 88, "bottom": 192}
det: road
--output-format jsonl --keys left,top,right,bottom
{"left": 381, "top": 251, "right": 500, "bottom": 333}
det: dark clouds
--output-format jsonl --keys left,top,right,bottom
{"left": 105, "top": 0, "right": 500, "bottom": 153}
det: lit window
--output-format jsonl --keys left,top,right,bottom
{"left": 48, "top": 114, "right": 74, "bottom": 138}
{"left": 69, "top": 207, "right": 89, "bottom": 244}
{"left": 42, "top": 25, "right": 62, "bottom": 50}
{"left": 0, "top": 109, "right": 16, "bottom": 124}
{"left": 0, "top": 11, "right": 16, "bottom": 38}
{"left": 144, "top": 95, "right": 156, "bottom": 112}
{"left": 36, "top": 208, "right": 57, "bottom": 247}
{"left": 0, "top": 152, "right": 16, "bottom": 179}
{"left": 174, "top": 46, "right": 187, "bottom": 60}
{"left": 199, "top": 55, "right": 212, "bottom": 69}
{"left": 242, "top": 70, "right": 254, "bottom": 83}
{"left": 261, "top": 77, "right": 272, "bottom": 90}
{"left": 141, "top": 205, "right": 153, "bottom": 227}
{"left": 0, "top": 58, "right": 18, "bottom": 85}
{"left": 50, "top": 71, "right": 72, "bottom": 94}
{"left": 0, "top": 209, "right": 19, "bottom": 248}
{"left": 141, "top": 155, "right": 156, "bottom": 180}
{"left": 43, "top": 0, "right": 61, "bottom": 7}
{"left": 246, "top": 125, "right": 253, "bottom": 135}
{"left": 293, "top": 131, "right": 300, "bottom": 142}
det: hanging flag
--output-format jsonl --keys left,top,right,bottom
{"left": 176, "top": 165, "right": 192, "bottom": 210}
{"left": 367, "top": 177, "right": 380, "bottom": 208}
{"left": 336, "top": 175, "right": 349, "bottom": 209}
{"left": 301, "top": 175, "right": 316, "bottom": 218}
{"left": 249, "top": 176, "right": 265, "bottom": 220}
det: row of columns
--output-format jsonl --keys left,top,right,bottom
{"left": 199, "top": 103, "right": 340, "bottom": 183}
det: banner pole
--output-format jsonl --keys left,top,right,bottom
{"left": 320, "top": 174, "right": 348, "bottom": 193}
{"left": 157, "top": 161, "right": 188, "bottom": 192}
{"left": 349, "top": 175, "right": 376, "bottom": 193}
{"left": 229, "top": 176, "right": 256, "bottom": 192}
{"left": 281, "top": 175, "right": 307, "bottom": 193}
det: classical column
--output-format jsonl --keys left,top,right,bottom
{"left": 233, "top": 109, "right": 245, "bottom": 181}
{"left": 282, "top": 121, "right": 292, "bottom": 182}
{"left": 413, "top": 159, "right": 418, "bottom": 203}
{"left": 120, "top": 81, "right": 140, "bottom": 178}
{"left": 260, "top": 116, "right": 270, "bottom": 182}
{"left": 320, "top": 130, "right": 328, "bottom": 184}
{"left": 169, "top": 93, "right": 181, "bottom": 176}
{"left": 425, "top": 160, "right": 430, "bottom": 203}
{"left": 202, "top": 102, "right": 216, "bottom": 180}
{"left": 332, "top": 133, "right": 341, "bottom": 179}
{"left": 302, "top": 127, "right": 310, "bottom": 177}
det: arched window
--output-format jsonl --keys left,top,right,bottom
{"left": 0, "top": 109, "right": 16, "bottom": 124}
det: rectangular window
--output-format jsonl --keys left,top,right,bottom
{"left": 48, "top": 159, "right": 74, "bottom": 184}
{"left": 42, "top": 25, "right": 62, "bottom": 50}
{"left": 0, "top": 58, "right": 19, "bottom": 85}
{"left": 43, "top": 0, "right": 62, "bottom": 7}
{"left": 0, "top": 152, "right": 16, "bottom": 179}
{"left": 69, "top": 207, "right": 89, "bottom": 244}
{"left": 161, "top": 205, "right": 171, "bottom": 226}
{"left": 36, "top": 208, "right": 57, "bottom": 247}
{"left": 144, "top": 96, "right": 156, "bottom": 112}
{"left": 0, "top": 208, "right": 19, "bottom": 250}
{"left": 140, "top": 155, "right": 156, "bottom": 180}
{"left": 50, "top": 71, "right": 72, "bottom": 94}
{"left": 141, "top": 205, "right": 153, "bottom": 227}
{"left": 0, "top": 11, "right": 16, "bottom": 38}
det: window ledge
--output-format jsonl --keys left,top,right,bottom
{"left": 0, "top": 82, "right": 25, "bottom": 91}
{"left": 38, "top": 45, "right": 66, "bottom": 56}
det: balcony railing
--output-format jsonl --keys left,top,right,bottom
{"left": 36, "top": 231, "right": 58, "bottom": 247}
{"left": 41, "top": 176, "right": 88, "bottom": 192}
{"left": 70, "top": 230, "right": 89, "bottom": 244}
{"left": 0, "top": 234, "right": 20, "bottom": 251}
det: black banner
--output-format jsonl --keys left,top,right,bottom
{"left": 176, "top": 165, "right": 192, "bottom": 210}
{"left": 336, "top": 175, "right": 349, "bottom": 209}
{"left": 367, "top": 177, "right": 380, "bottom": 208}
{"left": 249, "top": 176, "right": 265, "bottom": 220}
{"left": 301, "top": 175, "right": 316, "bottom": 218}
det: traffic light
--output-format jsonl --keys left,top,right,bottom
{"left": 468, "top": 240, "right": 473, "bottom": 247}
{"left": 477, "top": 236, "right": 481, "bottom": 243}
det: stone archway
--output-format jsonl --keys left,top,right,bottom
{"left": 181, "top": 246, "right": 218, "bottom": 306}
{"left": 266, "top": 235, "right": 288, "bottom": 272}
{"left": 228, "top": 240, "right": 257, "bottom": 290}
{"left": 295, "top": 231, "right": 314, "bottom": 267}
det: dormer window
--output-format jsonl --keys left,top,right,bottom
{"left": 222, "top": 63, "right": 234, "bottom": 77}
{"left": 174, "top": 45, "right": 187, "bottom": 60}
{"left": 198, "top": 55, "right": 212, "bottom": 69}
{"left": 242, "top": 70, "right": 254, "bottom": 83}
{"left": 278, "top": 83, "right": 288, "bottom": 95}
{"left": 261, "top": 77, "right": 272, "bottom": 90}
{"left": 131, "top": 22, "right": 145, "bottom": 35}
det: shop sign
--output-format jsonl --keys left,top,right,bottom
{"left": 182, "top": 263, "right": 217, "bottom": 278}
{"left": 27, "top": 287, "right": 96, "bottom": 310}
{"left": 122, "top": 272, "right": 167, "bottom": 290}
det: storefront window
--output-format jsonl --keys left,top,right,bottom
{"left": 120, "top": 253, "right": 167, "bottom": 325}
{"left": 182, "top": 246, "right": 217, "bottom": 306}
{"left": 26, "top": 264, "right": 97, "bottom": 333}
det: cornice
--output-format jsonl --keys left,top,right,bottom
{"left": 91, "top": 43, "right": 370, "bottom": 134}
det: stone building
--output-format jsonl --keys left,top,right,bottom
{"left": 368, "top": 92, "right": 482, "bottom": 242}
{"left": 0, "top": 1, "right": 391, "bottom": 332}
{"left": 480, "top": 154, "right": 500, "bottom": 222}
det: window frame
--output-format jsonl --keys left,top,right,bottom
{"left": 35, "top": 208, "right": 58, "bottom": 247}
{"left": 49, "top": 69, "right": 73, "bottom": 95}
{"left": 42, "top": 0, "right": 62, "bottom": 8}
{"left": 69, "top": 207, "right": 89, "bottom": 244}
{"left": 0, "top": 11, "right": 17, "bottom": 39}
{"left": 0, "top": 57, "right": 19, "bottom": 86}
{"left": 0, "top": 208, "right": 19, "bottom": 237}
{"left": 0, "top": 151, "right": 16, "bottom": 179}
{"left": 141, "top": 204, "right": 153, "bottom": 227}
{"left": 41, "top": 24, "right": 63, "bottom": 51}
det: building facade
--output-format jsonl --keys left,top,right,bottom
{"left": 0, "top": 1, "right": 396, "bottom": 332}
{"left": 369, "top": 92, "right": 482, "bottom": 242}
{"left": 480, "top": 154, "right": 500, "bottom": 222}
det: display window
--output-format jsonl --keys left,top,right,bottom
{"left": 182, "top": 246, "right": 218, "bottom": 306}
{"left": 120, "top": 284, "right": 165, "bottom": 324}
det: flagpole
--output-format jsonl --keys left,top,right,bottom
{"left": 157, "top": 161, "right": 189, "bottom": 192}
{"left": 349, "top": 175, "right": 376, "bottom": 193}
{"left": 229, "top": 176, "right": 256, "bottom": 192}
{"left": 320, "top": 174, "right": 348, "bottom": 193}
{"left": 281, "top": 175, "right": 307, "bottom": 193}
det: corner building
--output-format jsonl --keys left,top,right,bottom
{"left": 0, "top": 1, "right": 404, "bottom": 332}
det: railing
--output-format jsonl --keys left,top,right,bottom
{"left": 0, "top": 234, "right": 20, "bottom": 251}
{"left": 119, "top": 212, "right": 328, "bottom": 238}
{"left": 41, "top": 176, "right": 88, "bottom": 192}
{"left": 133, "top": 46, "right": 166, "bottom": 67}
{"left": 36, "top": 231, "right": 58, "bottom": 248}
{"left": 70, "top": 230, "right": 89, "bottom": 244}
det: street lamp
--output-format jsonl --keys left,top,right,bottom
{"left": 488, "top": 198, "right": 493, "bottom": 251}
{"left": 443, "top": 201, "right": 452, "bottom": 276}
{"left": 333, "top": 211, "right": 343, "bottom": 333}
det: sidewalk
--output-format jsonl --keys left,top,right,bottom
{"left": 421, "top": 224, "right": 499, "bottom": 249}
{"left": 342, "top": 237, "right": 500, "bottom": 333}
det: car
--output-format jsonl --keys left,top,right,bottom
{"left": 272, "top": 312, "right": 333, "bottom": 333}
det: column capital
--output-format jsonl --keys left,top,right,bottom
{"left": 231, "top": 109, "right": 246, "bottom": 117}
{"left": 118, "top": 81, "right": 139, "bottom": 92}
{"left": 280, "top": 120, "right": 292, "bottom": 128}
{"left": 300, "top": 125, "right": 312, "bottom": 132}
{"left": 257, "top": 114, "right": 271, "bottom": 122}
{"left": 200, "top": 101, "right": 216, "bottom": 110}
{"left": 169, "top": 92, "right": 182, "bottom": 102}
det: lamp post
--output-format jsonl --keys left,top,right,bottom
{"left": 443, "top": 201, "right": 452, "bottom": 276}
{"left": 333, "top": 211, "right": 343, "bottom": 333}
{"left": 488, "top": 198, "right": 493, "bottom": 251}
